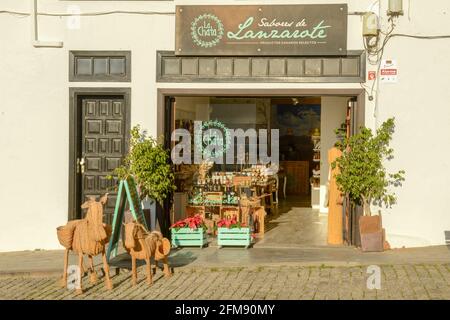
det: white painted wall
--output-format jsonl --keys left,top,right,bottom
{"left": 0, "top": 0, "right": 175, "bottom": 252}
{"left": 319, "top": 97, "right": 349, "bottom": 214}
{"left": 368, "top": 1, "right": 450, "bottom": 248}
{"left": 0, "top": 0, "right": 449, "bottom": 251}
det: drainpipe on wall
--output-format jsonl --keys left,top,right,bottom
{"left": 373, "top": 0, "right": 382, "bottom": 130}
{"left": 31, "top": 0, "right": 63, "bottom": 48}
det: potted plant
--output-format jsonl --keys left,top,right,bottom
{"left": 332, "top": 118, "right": 405, "bottom": 252}
{"left": 216, "top": 217, "right": 252, "bottom": 248}
{"left": 170, "top": 214, "right": 208, "bottom": 248}
{"left": 112, "top": 125, "right": 176, "bottom": 232}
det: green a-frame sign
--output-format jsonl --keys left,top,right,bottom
{"left": 106, "top": 177, "right": 148, "bottom": 262}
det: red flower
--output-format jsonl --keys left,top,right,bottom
{"left": 171, "top": 214, "right": 206, "bottom": 230}
{"left": 170, "top": 220, "right": 187, "bottom": 229}
{"left": 217, "top": 217, "right": 241, "bottom": 229}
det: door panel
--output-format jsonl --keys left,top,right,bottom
{"left": 80, "top": 97, "right": 126, "bottom": 223}
{"left": 280, "top": 161, "right": 309, "bottom": 195}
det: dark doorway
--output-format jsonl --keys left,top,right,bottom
{"left": 69, "top": 88, "right": 131, "bottom": 223}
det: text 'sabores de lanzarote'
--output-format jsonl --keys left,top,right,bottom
{"left": 1, "top": 0, "right": 450, "bottom": 309}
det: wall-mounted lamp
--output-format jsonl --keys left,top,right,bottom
{"left": 388, "top": 0, "right": 403, "bottom": 17}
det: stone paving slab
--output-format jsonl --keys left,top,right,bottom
{"left": 2, "top": 245, "right": 450, "bottom": 278}
{"left": 1, "top": 264, "right": 450, "bottom": 300}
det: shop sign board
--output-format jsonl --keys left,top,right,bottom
{"left": 175, "top": 4, "right": 348, "bottom": 56}
{"left": 380, "top": 59, "right": 398, "bottom": 83}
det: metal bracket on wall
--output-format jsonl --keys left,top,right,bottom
{"left": 31, "top": 0, "right": 63, "bottom": 48}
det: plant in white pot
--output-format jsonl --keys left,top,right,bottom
{"left": 331, "top": 118, "right": 405, "bottom": 251}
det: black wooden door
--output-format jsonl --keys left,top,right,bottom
{"left": 79, "top": 97, "right": 127, "bottom": 223}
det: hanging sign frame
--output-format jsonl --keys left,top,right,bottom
{"left": 175, "top": 4, "right": 348, "bottom": 56}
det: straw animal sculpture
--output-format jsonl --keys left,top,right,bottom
{"left": 56, "top": 194, "right": 113, "bottom": 294}
{"left": 124, "top": 221, "right": 171, "bottom": 286}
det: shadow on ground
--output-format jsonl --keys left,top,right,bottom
{"left": 108, "top": 248, "right": 198, "bottom": 270}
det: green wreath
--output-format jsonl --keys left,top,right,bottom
{"left": 191, "top": 14, "right": 224, "bottom": 48}
{"left": 195, "top": 120, "right": 231, "bottom": 160}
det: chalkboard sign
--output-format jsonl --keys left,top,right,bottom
{"left": 106, "top": 177, "right": 148, "bottom": 262}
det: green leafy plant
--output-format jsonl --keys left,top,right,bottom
{"left": 112, "top": 125, "right": 176, "bottom": 205}
{"left": 332, "top": 118, "right": 405, "bottom": 216}
{"left": 334, "top": 122, "right": 347, "bottom": 147}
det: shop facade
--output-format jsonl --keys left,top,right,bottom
{"left": 1, "top": 0, "right": 449, "bottom": 251}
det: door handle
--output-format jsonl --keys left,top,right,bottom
{"left": 77, "top": 157, "right": 86, "bottom": 174}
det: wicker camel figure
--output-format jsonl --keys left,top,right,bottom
{"left": 124, "top": 221, "right": 172, "bottom": 286}
{"left": 56, "top": 194, "right": 113, "bottom": 294}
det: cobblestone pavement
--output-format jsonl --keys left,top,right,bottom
{"left": 1, "top": 264, "right": 450, "bottom": 300}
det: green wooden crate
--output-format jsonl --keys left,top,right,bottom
{"left": 217, "top": 227, "right": 251, "bottom": 248}
{"left": 171, "top": 227, "right": 208, "bottom": 248}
